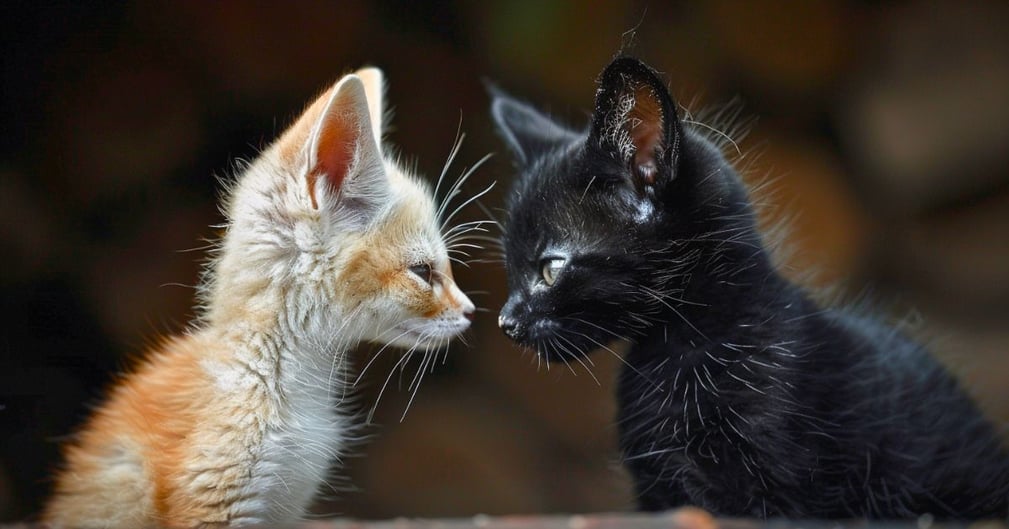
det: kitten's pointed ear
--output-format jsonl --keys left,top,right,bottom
{"left": 354, "top": 67, "right": 385, "bottom": 146}
{"left": 278, "top": 74, "right": 387, "bottom": 223}
{"left": 488, "top": 83, "right": 577, "bottom": 165}
{"left": 590, "top": 57, "right": 682, "bottom": 192}
{"left": 305, "top": 75, "right": 386, "bottom": 215}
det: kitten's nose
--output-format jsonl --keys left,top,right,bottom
{"left": 451, "top": 284, "right": 475, "bottom": 323}
{"left": 498, "top": 313, "right": 519, "bottom": 339}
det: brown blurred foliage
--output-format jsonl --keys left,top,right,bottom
{"left": 2, "top": 1, "right": 1007, "bottom": 522}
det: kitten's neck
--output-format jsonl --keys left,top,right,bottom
{"left": 201, "top": 254, "right": 355, "bottom": 395}
{"left": 646, "top": 179, "right": 811, "bottom": 358}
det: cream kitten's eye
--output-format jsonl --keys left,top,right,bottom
{"left": 409, "top": 263, "right": 434, "bottom": 285}
{"left": 541, "top": 257, "right": 566, "bottom": 286}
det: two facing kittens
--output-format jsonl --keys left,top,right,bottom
{"left": 44, "top": 57, "right": 1009, "bottom": 527}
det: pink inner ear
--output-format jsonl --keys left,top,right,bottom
{"left": 308, "top": 113, "right": 357, "bottom": 210}
{"left": 629, "top": 85, "right": 663, "bottom": 186}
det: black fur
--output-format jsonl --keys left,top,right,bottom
{"left": 491, "top": 56, "right": 1009, "bottom": 519}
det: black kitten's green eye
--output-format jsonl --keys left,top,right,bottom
{"left": 541, "top": 257, "right": 566, "bottom": 286}
{"left": 409, "top": 263, "right": 433, "bottom": 285}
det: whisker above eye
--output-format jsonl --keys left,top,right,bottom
{"left": 440, "top": 176, "right": 496, "bottom": 235}
{"left": 447, "top": 233, "right": 504, "bottom": 244}
{"left": 443, "top": 219, "right": 498, "bottom": 235}
{"left": 467, "top": 257, "right": 505, "bottom": 265}
{"left": 444, "top": 230, "right": 491, "bottom": 247}
{"left": 446, "top": 242, "right": 485, "bottom": 252}
{"left": 433, "top": 120, "right": 466, "bottom": 209}
{"left": 435, "top": 140, "right": 493, "bottom": 226}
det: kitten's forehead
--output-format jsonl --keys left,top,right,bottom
{"left": 378, "top": 165, "right": 443, "bottom": 247}
{"left": 509, "top": 180, "right": 605, "bottom": 252}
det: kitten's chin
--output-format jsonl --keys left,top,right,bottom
{"left": 382, "top": 318, "right": 471, "bottom": 349}
{"left": 513, "top": 333, "right": 601, "bottom": 363}
{"left": 540, "top": 344, "right": 597, "bottom": 363}
{"left": 504, "top": 320, "right": 607, "bottom": 361}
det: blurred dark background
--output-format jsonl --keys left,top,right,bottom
{"left": 2, "top": 0, "right": 1007, "bottom": 522}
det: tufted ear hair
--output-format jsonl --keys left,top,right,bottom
{"left": 488, "top": 83, "right": 580, "bottom": 166}
{"left": 277, "top": 73, "right": 389, "bottom": 228}
{"left": 588, "top": 56, "right": 683, "bottom": 195}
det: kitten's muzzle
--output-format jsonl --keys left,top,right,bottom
{"left": 501, "top": 296, "right": 538, "bottom": 343}
{"left": 498, "top": 296, "right": 524, "bottom": 340}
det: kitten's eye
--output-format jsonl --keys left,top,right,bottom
{"left": 409, "top": 263, "right": 433, "bottom": 285}
{"left": 541, "top": 257, "right": 566, "bottom": 286}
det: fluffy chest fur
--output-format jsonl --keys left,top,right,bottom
{"left": 45, "top": 326, "right": 350, "bottom": 527}
{"left": 198, "top": 334, "right": 348, "bottom": 524}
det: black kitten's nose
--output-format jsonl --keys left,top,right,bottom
{"left": 498, "top": 313, "right": 520, "bottom": 339}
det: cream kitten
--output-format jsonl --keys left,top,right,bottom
{"left": 43, "top": 68, "right": 475, "bottom": 528}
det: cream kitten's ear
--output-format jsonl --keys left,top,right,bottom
{"left": 355, "top": 67, "right": 385, "bottom": 146}
{"left": 298, "top": 75, "right": 388, "bottom": 224}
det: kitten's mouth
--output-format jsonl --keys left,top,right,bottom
{"left": 535, "top": 341, "right": 596, "bottom": 363}
{"left": 503, "top": 321, "right": 605, "bottom": 362}
{"left": 388, "top": 318, "right": 470, "bottom": 348}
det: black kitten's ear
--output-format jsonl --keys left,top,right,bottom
{"left": 488, "top": 83, "right": 578, "bottom": 165}
{"left": 590, "top": 57, "right": 682, "bottom": 191}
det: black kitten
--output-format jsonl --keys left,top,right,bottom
{"left": 490, "top": 56, "right": 1009, "bottom": 519}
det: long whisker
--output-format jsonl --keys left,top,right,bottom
{"left": 433, "top": 118, "right": 465, "bottom": 204}
{"left": 324, "top": 306, "right": 367, "bottom": 400}
{"left": 447, "top": 243, "right": 484, "bottom": 253}
{"left": 446, "top": 235, "right": 490, "bottom": 251}
{"left": 443, "top": 219, "right": 497, "bottom": 238}
{"left": 444, "top": 227, "right": 492, "bottom": 246}
{"left": 436, "top": 145, "right": 492, "bottom": 226}
{"left": 445, "top": 234, "right": 491, "bottom": 251}
{"left": 555, "top": 334, "right": 601, "bottom": 386}
{"left": 440, "top": 175, "right": 496, "bottom": 234}
{"left": 406, "top": 339, "right": 431, "bottom": 393}
{"left": 369, "top": 340, "right": 421, "bottom": 424}
{"left": 536, "top": 341, "right": 551, "bottom": 372}
{"left": 637, "top": 285, "right": 710, "bottom": 342}
{"left": 563, "top": 318, "right": 665, "bottom": 393}
{"left": 353, "top": 326, "right": 415, "bottom": 387}
{"left": 401, "top": 341, "right": 434, "bottom": 422}
{"left": 549, "top": 338, "right": 579, "bottom": 378}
